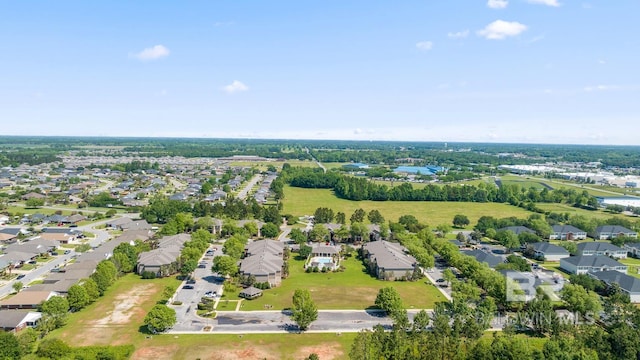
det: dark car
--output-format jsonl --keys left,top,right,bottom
{"left": 16, "top": 274, "right": 25, "bottom": 280}
{"left": 197, "top": 264, "right": 207, "bottom": 269}
{"left": 186, "top": 279, "right": 196, "bottom": 284}
{"left": 436, "top": 278, "right": 446, "bottom": 283}
{"left": 182, "top": 285, "right": 195, "bottom": 290}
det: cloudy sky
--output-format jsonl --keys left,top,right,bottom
{"left": 1, "top": 0, "right": 638, "bottom": 144}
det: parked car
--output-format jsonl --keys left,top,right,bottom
{"left": 204, "top": 291, "right": 217, "bottom": 298}
{"left": 16, "top": 274, "right": 25, "bottom": 280}
{"left": 182, "top": 285, "right": 195, "bottom": 290}
{"left": 435, "top": 278, "right": 446, "bottom": 283}
{"left": 64, "top": 250, "right": 71, "bottom": 255}
{"left": 186, "top": 279, "right": 196, "bottom": 284}
{"left": 197, "top": 264, "right": 207, "bottom": 269}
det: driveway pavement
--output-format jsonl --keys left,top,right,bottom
{"left": 236, "top": 174, "right": 263, "bottom": 200}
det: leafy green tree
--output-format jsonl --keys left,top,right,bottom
{"left": 91, "top": 260, "right": 118, "bottom": 295}
{"left": 36, "top": 338, "right": 71, "bottom": 359}
{"left": 308, "top": 224, "right": 329, "bottom": 242}
{"left": 243, "top": 221, "right": 259, "bottom": 237}
{"left": 223, "top": 235, "right": 246, "bottom": 259}
{"left": 299, "top": 244, "right": 312, "bottom": 258}
{"left": 452, "top": 214, "right": 470, "bottom": 228}
{"left": 335, "top": 211, "right": 346, "bottom": 225}
{"left": 25, "top": 198, "right": 45, "bottom": 208}
{"left": 350, "top": 208, "right": 366, "bottom": 224}
{"left": 212, "top": 255, "right": 238, "bottom": 277}
{"left": 291, "top": 289, "right": 318, "bottom": 331}
{"left": 436, "top": 224, "right": 452, "bottom": 237}
{"left": 0, "top": 332, "right": 21, "bottom": 360}
{"left": 261, "top": 222, "right": 280, "bottom": 238}
{"left": 81, "top": 277, "right": 100, "bottom": 302}
{"left": 16, "top": 328, "right": 38, "bottom": 355}
{"left": 289, "top": 228, "right": 307, "bottom": 244}
{"left": 180, "top": 259, "right": 198, "bottom": 277}
{"left": 350, "top": 222, "right": 369, "bottom": 242}
{"left": 561, "top": 283, "right": 602, "bottom": 318}
{"left": 367, "top": 210, "right": 385, "bottom": 224}
{"left": 12, "top": 281, "right": 23, "bottom": 293}
{"left": 67, "top": 284, "right": 90, "bottom": 311}
{"left": 39, "top": 296, "right": 69, "bottom": 328}
{"left": 143, "top": 304, "right": 177, "bottom": 333}
{"left": 375, "top": 287, "right": 406, "bottom": 323}
{"left": 112, "top": 252, "right": 133, "bottom": 274}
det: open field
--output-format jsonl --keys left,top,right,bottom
{"left": 47, "top": 274, "right": 355, "bottom": 360}
{"left": 535, "top": 203, "right": 632, "bottom": 221}
{"left": 131, "top": 333, "right": 355, "bottom": 360}
{"left": 282, "top": 185, "right": 534, "bottom": 227}
{"left": 229, "top": 160, "right": 320, "bottom": 170}
{"left": 499, "top": 175, "right": 549, "bottom": 190}
{"left": 222, "top": 256, "right": 446, "bottom": 310}
{"left": 50, "top": 274, "right": 181, "bottom": 346}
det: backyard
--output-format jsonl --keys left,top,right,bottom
{"left": 221, "top": 256, "right": 446, "bottom": 311}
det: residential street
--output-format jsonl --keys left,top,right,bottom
{"left": 236, "top": 174, "right": 263, "bottom": 200}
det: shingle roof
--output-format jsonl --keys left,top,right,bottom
{"left": 562, "top": 255, "right": 625, "bottom": 267}
{"left": 596, "top": 225, "right": 636, "bottom": 234}
{"left": 591, "top": 270, "right": 640, "bottom": 293}
{"left": 530, "top": 242, "right": 570, "bottom": 255}
{"left": 0, "top": 310, "right": 39, "bottom": 329}
{"left": 551, "top": 225, "right": 585, "bottom": 233}
{"left": 498, "top": 226, "right": 535, "bottom": 235}
{"left": 577, "top": 242, "right": 624, "bottom": 253}
{"left": 363, "top": 241, "right": 416, "bottom": 270}
{"left": 462, "top": 249, "right": 505, "bottom": 268}
{"left": 0, "top": 291, "right": 57, "bottom": 307}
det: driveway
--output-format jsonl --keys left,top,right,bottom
{"left": 236, "top": 174, "right": 263, "bottom": 200}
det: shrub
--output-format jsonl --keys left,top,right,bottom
{"left": 172, "top": 301, "right": 183, "bottom": 305}
{"left": 141, "top": 271, "right": 156, "bottom": 279}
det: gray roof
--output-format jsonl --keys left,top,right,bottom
{"left": 246, "top": 240, "right": 284, "bottom": 257}
{"left": 498, "top": 226, "right": 535, "bottom": 235}
{"left": 240, "top": 253, "right": 283, "bottom": 276}
{"left": 0, "top": 251, "right": 37, "bottom": 263}
{"left": 462, "top": 249, "right": 505, "bottom": 268}
{"left": 311, "top": 244, "right": 340, "bottom": 255}
{"left": 157, "top": 233, "right": 191, "bottom": 249}
{"left": 577, "top": 242, "right": 625, "bottom": 253}
{"left": 363, "top": 241, "right": 416, "bottom": 270}
{"left": 595, "top": 225, "right": 636, "bottom": 235}
{"left": 120, "top": 220, "right": 152, "bottom": 231}
{"left": 562, "top": 255, "right": 625, "bottom": 268}
{"left": 239, "top": 286, "right": 263, "bottom": 297}
{"left": 530, "top": 242, "right": 570, "bottom": 255}
{"left": 138, "top": 247, "right": 181, "bottom": 267}
{"left": 591, "top": 270, "right": 640, "bottom": 294}
{"left": 0, "top": 310, "right": 40, "bottom": 329}
{"left": 551, "top": 225, "right": 585, "bottom": 233}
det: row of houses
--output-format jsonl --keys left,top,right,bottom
{"left": 501, "top": 225, "right": 637, "bottom": 241}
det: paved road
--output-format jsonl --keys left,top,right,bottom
{"left": 170, "top": 309, "right": 428, "bottom": 334}
{"left": 0, "top": 251, "right": 76, "bottom": 299}
{"left": 236, "top": 174, "right": 263, "bottom": 200}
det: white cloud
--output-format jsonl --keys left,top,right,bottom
{"left": 598, "top": 59, "right": 606, "bottom": 64}
{"left": 132, "top": 45, "right": 170, "bottom": 61}
{"left": 477, "top": 20, "right": 527, "bottom": 40}
{"left": 416, "top": 41, "right": 433, "bottom": 51}
{"left": 447, "top": 30, "right": 469, "bottom": 39}
{"left": 222, "top": 80, "right": 249, "bottom": 94}
{"left": 584, "top": 85, "right": 618, "bottom": 92}
{"left": 526, "top": 0, "right": 560, "bottom": 6}
{"left": 487, "top": 0, "right": 508, "bottom": 9}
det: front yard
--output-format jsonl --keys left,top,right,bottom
{"left": 222, "top": 256, "right": 446, "bottom": 310}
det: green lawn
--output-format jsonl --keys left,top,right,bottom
{"left": 223, "top": 256, "right": 446, "bottom": 310}
{"left": 620, "top": 258, "right": 640, "bottom": 279}
{"left": 282, "top": 185, "right": 534, "bottom": 227}
{"left": 536, "top": 203, "right": 631, "bottom": 221}
{"left": 48, "top": 273, "right": 355, "bottom": 359}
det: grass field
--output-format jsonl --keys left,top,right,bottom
{"left": 222, "top": 256, "right": 446, "bottom": 311}
{"left": 535, "top": 203, "right": 631, "bottom": 221}
{"left": 229, "top": 160, "right": 320, "bottom": 170}
{"left": 48, "top": 273, "right": 356, "bottom": 359}
{"left": 131, "top": 332, "right": 355, "bottom": 360}
{"left": 282, "top": 185, "right": 534, "bottom": 227}
{"left": 620, "top": 258, "right": 640, "bottom": 279}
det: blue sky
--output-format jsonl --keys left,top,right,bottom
{"left": 1, "top": 0, "right": 638, "bottom": 144}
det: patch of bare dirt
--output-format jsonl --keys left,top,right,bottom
{"left": 131, "top": 344, "right": 179, "bottom": 360}
{"left": 294, "top": 342, "right": 344, "bottom": 360}
{"left": 96, "top": 283, "right": 155, "bottom": 325}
